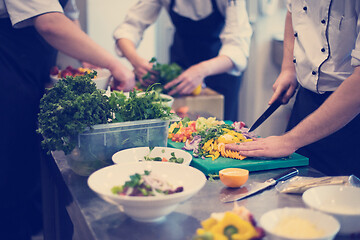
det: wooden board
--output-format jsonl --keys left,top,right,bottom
{"left": 168, "top": 140, "right": 309, "bottom": 176}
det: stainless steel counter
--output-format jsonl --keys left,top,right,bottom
{"left": 40, "top": 151, "right": 352, "bottom": 240}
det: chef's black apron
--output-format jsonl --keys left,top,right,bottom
{"left": 0, "top": 1, "right": 67, "bottom": 238}
{"left": 287, "top": 86, "right": 360, "bottom": 177}
{"left": 169, "top": 0, "right": 242, "bottom": 121}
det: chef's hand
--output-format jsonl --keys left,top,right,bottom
{"left": 132, "top": 57, "right": 157, "bottom": 87}
{"left": 225, "top": 135, "right": 297, "bottom": 158}
{"left": 82, "top": 62, "right": 101, "bottom": 69}
{"left": 164, "top": 64, "right": 205, "bottom": 96}
{"left": 269, "top": 69, "right": 298, "bottom": 105}
{"left": 110, "top": 63, "right": 135, "bottom": 91}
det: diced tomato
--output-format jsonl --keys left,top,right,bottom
{"left": 60, "top": 70, "right": 72, "bottom": 78}
{"left": 50, "top": 66, "right": 59, "bottom": 75}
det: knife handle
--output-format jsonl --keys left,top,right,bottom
{"left": 272, "top": 168, "right": 299, "bottom": 183}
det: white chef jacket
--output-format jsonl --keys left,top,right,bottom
{"left": 113, "top": 0, "right": 253, "bottom": 76}
{"left": 288, "top": 0, "right": 360, "bottom": 93}
{"left": 0, "top": 0, "right": 79, "bottom": 28}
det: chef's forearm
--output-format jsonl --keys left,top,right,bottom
{"left": 116, "top": 38, "right": 142, "bottom": 67}
{"left": 34, "top": 12, "right": 119, "bottom": 71}
{"left": 284, "top": 67, "right": 360, "bottom": 149}
{"left": 281, "top": 11, "right": 296, "bottom": 74}
{"left": 197, "top": 55, "right": 234, "bottom": 77}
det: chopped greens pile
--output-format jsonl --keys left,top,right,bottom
{"left": 143, "top": 148, "right": 184, "bottom": 164}
{"left": 109, "top": 89, "right": 172, "bottom": 122}
{"left": 111, "top": 170, "right": 184, "bottom": 197}
{"left": 37, "top": 71, "right": 173, "bottom": 155}
{"left": 194, "top": 124, "right": 235, "bottom": 157}
{"left": 139, "top": 57, "right": 183, "bottom": 93}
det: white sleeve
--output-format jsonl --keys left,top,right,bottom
{"left": 350, "top": 1, "right": 360, "bottom": 67}
{"left": 218, "top": 0, "right": 253, "bottom": 76}
{"left": 63, "top": 0, "right": 79, "bottom": 21}
{"left": 113, "top": 0, "right": 163, "bottom": 56}
{"left": 5, "top": 0, "right": 64, "bottom": 28}
{"left": 287, "top": 0, "right": 292, "bottom": 13}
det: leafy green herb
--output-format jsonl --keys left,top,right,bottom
{"left": 144, "top": 148, "right": 184, "bottom": 164}
{"left": 208, "top": 174, "right": 219, "bottom": 181}
{"left": 140, "top": 57, "right": 183, "bottom": 94}
{"left": 37, "top": 72, "right": 112, "bottom": 154}
{"left": 37, "top": 72, "right": 173, "bottom": 155}
{"left": 169, "top": 152, "right": 184, "bottom": 164}
{"left": 109, "top": 88, "right": 172, "bottom": 122}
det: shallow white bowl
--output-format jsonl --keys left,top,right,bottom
{"left": 87, "top": 162, "right": 206, "bottom": 222}
{"left": 303, "top": 185, "right": 360, "bottom": 235}
{"left": 112, "top": 146, "right": 192, "bottom": 166}
{"left": 50, "top": 68, "right": 110, "bottom": 90}
{"left": 259, "top": 207, "right": 340, "bottom": 240}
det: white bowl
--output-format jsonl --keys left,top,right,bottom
{"left": 259, "top": 207, "right": 340, "bottom": 240}
{"left": 50, "top": 68, "right": 110, "bottom": 90}
{"left": 87, "top": 162, "right": 206, "bottom": 222}
{"left": 303, "top": 185, "right": 360, "bottom": 235}
{"left": 122, "top": 91, "right": 174, "bottom": 108}
{"left": 92, "top": 68, "right": 111, "bottom": 89}
{"left": 112, "top": 146, "right": 192, "bottom": 166}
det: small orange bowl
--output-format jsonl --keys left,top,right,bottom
{"left": 219, "top": 168, "right": 249, "bottom": 188}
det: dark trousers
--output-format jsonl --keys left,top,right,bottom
{"left": 205, "top": 73, "right": 242, "bottom": 122}
{"left": 287, "top": 86, "right": 360, "bottom": 177}
{"left": 0, "top": 18, "right": 53, "bottom": 239}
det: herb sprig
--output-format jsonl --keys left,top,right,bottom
{"left": 139, "top": 57, "right": 182, "bottom": 94}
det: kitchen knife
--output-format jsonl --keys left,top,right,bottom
{"left": 221, "top": 168, "right": 299, "bottom": 203}
{"left": 248, "top": 99, "right": 282, "bottom": 132}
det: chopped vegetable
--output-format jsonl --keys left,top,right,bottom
{"left": 176, "top": 118, "right": 255, "bottom": 160}
{"left": 111, "top": 170, "right": 184, "bottom": 197}
{"left": 193, "top": 205, "right": 264, "bottom": 240}
{"left": 143, "top": 148, "right": 184, "bottom": 164}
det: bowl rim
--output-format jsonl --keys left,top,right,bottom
{"left": 50, "top": 68, "right": 110, "bottom": 80}
{"left": 259, "top": 207, "right": 340, "bottom": 240}
{"left": 119, "top": 90, "right": 174, "bottom": 99}
{"left": 302, "top": 185, "right": 360, "bottom": 216}
{"left": 112, "top": 146, "right": 193, "bottom": 165}
{"left": 87, "top": 162, "right": 206, "bottom": 203}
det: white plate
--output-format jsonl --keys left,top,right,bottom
{"left": 112, "top": 147, "right": 192, "bottom": 166}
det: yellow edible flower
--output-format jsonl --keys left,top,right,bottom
{"left": 210, "top": 212, "right": 258, "bottom": 240}
{"left": 201, "top": 217, "right": 218, "bottom": 230}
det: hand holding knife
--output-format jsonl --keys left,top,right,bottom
{"left": 248, "top": 98, "right": 283, "bottom": 132}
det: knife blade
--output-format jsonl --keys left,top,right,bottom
{"left": 221, "top": 168, "right": 299, "bottom": 203}
{"left": 249, "top": 99, "right": 282, "bottom": 132}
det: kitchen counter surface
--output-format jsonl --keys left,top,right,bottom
{"left": 41, "top": 151, "right": 353, "bottom": 240}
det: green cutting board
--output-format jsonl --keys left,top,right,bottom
{"left": 167, "top": 139, "right": 309, "bottom": 176}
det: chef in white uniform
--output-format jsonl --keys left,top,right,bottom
{"left": 114, "top": 0, "right": 252, "bottom": 121}
{"left": 226, "top": 0, "right": 360, "bottom": 177}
